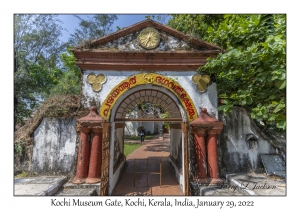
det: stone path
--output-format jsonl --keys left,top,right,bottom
{"left": 112, "top": 134, "right": 184, "bottom": 196}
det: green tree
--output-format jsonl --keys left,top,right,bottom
{"left": 53, "top": 14, "right": 119, "bottom": 95}
{"left": 48, "top": 48, "right": 81, "bottom": 96}
{"left": 14, "top": 14, "right": 66, "bottom": 129}
{"left": 68, "top": 14, "right": 118, "bottom": 46}
{"left": 168, "top": 14, "right": 224, "bottom": 39}
{"left": 168, "top": 14, "right": 286, "bottom": 132}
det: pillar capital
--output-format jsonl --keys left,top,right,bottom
{"left": 207, "top": 129, "right": 223, "bottom": 135}
{"left": 192, "top": 129, "right": 207, "bottom": 136}
{"left": 190, "top": 107, "right": 224, "bottom": 132}
{"left": 77, "top": 126, "right": 91, "bottom": 133}
{"left": 92, "top": 127, "right": 103, "bottom": 133}
{"left": 77, "top": 106, "right": 105, "bottom": 128}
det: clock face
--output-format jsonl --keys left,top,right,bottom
{"left": 138, "top": 27, "right": 160, "bottom": 49}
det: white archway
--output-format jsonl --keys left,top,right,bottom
{"left": 107, "top": 84, "right": 189, "bottom": 195}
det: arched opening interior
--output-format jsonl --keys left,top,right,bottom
{"left": 115, "top": 89, "right": 182, "bottom": 120}
{"left": 108, "top": 85, "right": 187, "bottom": 195}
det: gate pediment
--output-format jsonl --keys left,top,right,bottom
{"left": 72, "top": 19, "right": 223, "bottom": 71}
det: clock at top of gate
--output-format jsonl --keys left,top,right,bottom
{"left": 138, "top": 27, "right": 160, "bottom": 49}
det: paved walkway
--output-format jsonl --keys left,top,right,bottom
{"left": 111, "top": 134, "right": 184, "bottom": 196}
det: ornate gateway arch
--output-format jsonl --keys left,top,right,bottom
{"left": 100, "top": 73, "right": 198, "bottom": 122}
{"left": 72, "top": 19, "right": 224, "bottom": 195}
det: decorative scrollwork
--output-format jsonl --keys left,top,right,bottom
{"left": 143, "top": 73, "right": 155, "bottom": 83}
{"left": 87, "top": 73, "right": 107, "bottom": 92}
{"left": 192, "top": 74, "right": 211, "bottom": 93}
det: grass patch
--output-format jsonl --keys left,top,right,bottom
{"left": 124, "top": 134, "right": 158, "bottom": 141}
{"left": 14, "top": 171, "right": 34, "bottom": 179}
{"left": 124, "top": 143, "right": 141, "bottom": 156}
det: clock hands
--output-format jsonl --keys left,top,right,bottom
{"left": 145, "top": 32, "right": 153, "bottom": 46}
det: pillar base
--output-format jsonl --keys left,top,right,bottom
{"left": 85, "top": 177, "right": 101, "bottom": 184}
{"left": 194, "top": 178, "right": 224, "bottom": 185}
{"left": 209, "top": 178, "right": 224, "bottom": 185}
{"left": 72, "top": 178, "right": 86, "bottom": 184}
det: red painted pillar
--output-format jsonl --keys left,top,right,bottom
{"left": 193, "top": 129, "right": 207, "bottom": 179}
{"left": 73, "top": 127, "right": 91, "bottom": 184}
{"left": 206, "top": 130, "right": 219, "bottom": 179}
{"left": 86, "top": 128, "right": 103, "bottom": 184}
{"left": 190, "top": 108, "right": 224, "bottom": 184}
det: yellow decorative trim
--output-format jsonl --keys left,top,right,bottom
{"left": 143, "top": 73, "right": 155, "bottom": 83}
{"left": 100, "top": 73, "right": 198, "bottom": 122}
{"left": 192, "top": 74, "right": 211, "bottom": 93}
{"left": 87, "top": 74, "right": 106, "bottom": 92}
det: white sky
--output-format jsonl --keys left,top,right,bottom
{"left": 4, "top": 0, "right": 298, "bottom": 209}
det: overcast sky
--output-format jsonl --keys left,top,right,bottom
{"left": 58, "top": 14, "right": 171, "bottom": 42}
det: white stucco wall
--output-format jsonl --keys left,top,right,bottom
{"left": 109, "top": 123, "right": 126, "bottom": 195}
{"left": 82, "top": 70, "right": 218, "bottom": 119}
{"left": 154, "top": 122, "right": 162, "bottom": 134}
{"left": 124, "top": 119, "right": 158, "bottom": 136}
{"left": 170, "top": 128, "right": 182, "bottom": 162}
{"left": 32, "top": 118, "right": 77, "bottom": 175}
{"left": 113, "top": 128, "right": 124, "bottom": 165}
{"left": 124, "top": 122, "right": 139, "bottom": 136}
{"left": 142, "top": 121, "right": 154, "bottom": 134}
{"left": 169, "top": 127, "right": 184, "bottom": 190}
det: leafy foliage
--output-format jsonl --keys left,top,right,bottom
{"left": 49, "top": 48, "right": 81, "bottom": 96}
{"left": 168, "top": 14, "right": 224, "bottom": 39}
{"left": 14, "top": 14, "right": 119, "bottom": 130}
{"left": 168, "top": 14, "right": 286, "bottom": 132}
{"left": 14, "top": 14, "right": 66, "bottom": 128}
{"left": 68, "top": 14, "right": 118, "bottom": 46}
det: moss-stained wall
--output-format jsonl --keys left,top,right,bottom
{"left": 218, "top": 107, "right": 285, "bottom": 177}
{"left": 32, "top": 118, "right": 77, "bottom": 175}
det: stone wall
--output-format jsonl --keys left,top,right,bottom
{"left": 218, "top": 107, "right": 286, "bottom": 177}
{"left": 31, "top": 118, "right": 77, "bottom": 175}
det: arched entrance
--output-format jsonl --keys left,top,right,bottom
{"left": 72, "top": 19, "right": 223, "bottom": 196}
{"left": 101, "top": 74, "right": 196, "bottom": 195}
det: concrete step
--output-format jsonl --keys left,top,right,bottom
{"left": 200, "top": 185, "right": 243, "bottom": 196}
{"left": 191, "top": 181, "right": 243, "bottom": 196}
{"left": 226, "top": 173, "right": 286, "bottom": 196}
{"left": 57, "top": 180, "right": 101, "bottom": 195}
{"left": 14, "top": 176, "right": 68, "bottom": 196}
{"left": 191, "top": 172, "right": 286, "bottom": 196}
{"left": 56, "top": 188, "right": 97, "bottom": 196}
